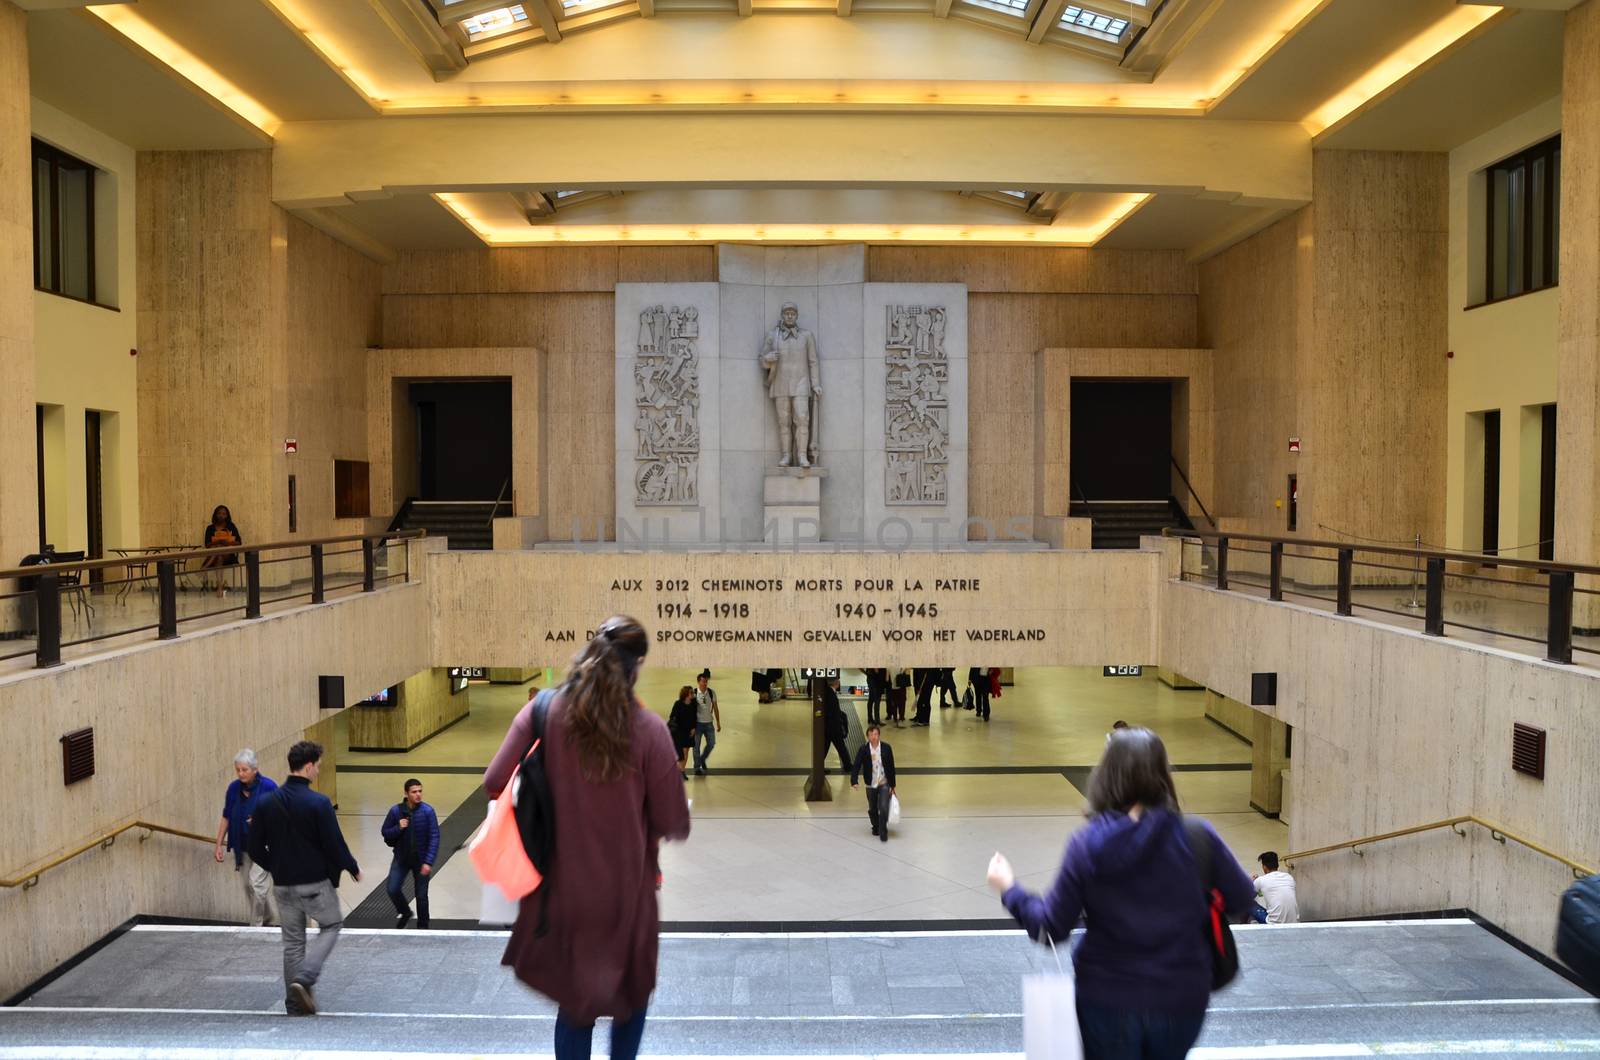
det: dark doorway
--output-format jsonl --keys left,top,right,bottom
{"left": 1481, "top": 409, "right": 1500, "bottom": 557}
{"left": 410, "top": 381, "right": 513, "bottom": 501}
{"left": 85, "top": 410, "right": 104, "bottom": 586}
{"left": 35, "top": 405, "right": 46, "bottom": 551}
{"left": 1070, "top": 381, "right": 1173, "bottom": 500}
{"left": 1540, "top": 404, "right": 1556, "bottom": 562}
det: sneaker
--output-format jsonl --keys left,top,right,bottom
{"left": 288, "top": 981, "right": 317, "bottom": 1015}
{"left": 395, "top": 910, "right": 412, "bottom": 929}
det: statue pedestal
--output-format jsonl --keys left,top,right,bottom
{"left": 763, "top": 466, "right": 827, "bottom": 544}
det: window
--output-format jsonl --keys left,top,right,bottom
{"left": 32, "top": 140, "right": 96, "bottom": 304}
{"left": 1060, "top": 5, "right": 1130, "bottom": 39}
{"left": 459, "top": 4, "right": 529, "bottom": 39}
{"left": 969, "top": 0, "right": 1030, "bottom": 16}
{"left": 1485, "top": 134, "right": 1559, "bottom": 303}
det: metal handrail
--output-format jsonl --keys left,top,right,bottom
{"left": 0, "top": 529, "right": 425, "bottom": 581}
{"left": 1283, "top": 815, "right": 1595, "bottom": 881}
{"left": 0, "top": 821, "right": 213, "bottom": 890}
{"left": 1169, "top": 457, "right": 1215, "bottom": 529}
{"left": 486, "top": 477, "right": 512, "bottom": 528}
{"left": 1163, "top": 526, "right": 1582, "bottom": 577}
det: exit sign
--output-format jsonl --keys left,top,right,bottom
{"left": 802, "top": 668, "right": 840, "bottom": 678}
{"left": 1102, "top": 665, "right": 1143, "bottom": 677}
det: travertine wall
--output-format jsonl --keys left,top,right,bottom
{"left": 137, "top": 157, "right": 382, "bottom": 548}
{"left": 348, "top": 666, "right": 466, "bottom": 751}
{"left": 1199, "top": 153, "right": 1448, "bottom": 549}
{"left": 0, "top": 538, "right": 434, "bottom": 999}
{"left": 382, "top": 246, "right": 1198, "bottom": 540}
{"left": 1557, "top": 0, "right": 1600, "bottom": 626}
{"left": 0, "top": 0, "right": 38, "bottom": 571}
{"left": 1158, "top": 541, "right": 1598, "bottom": 956}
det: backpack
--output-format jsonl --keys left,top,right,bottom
{"left": 513, "top": 689, "right": 557, "bottom": 936}
{"left": 1182, "top": 816, "right": 1240, "bottom": 990}
{"left": 1557, "top": 875, "right": 1600, "bottom": 990}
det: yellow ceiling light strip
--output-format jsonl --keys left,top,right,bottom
{"left": 87, "top": 4, "right": 281, "bottom": 134}
{"left": 435, "top": 192, "right": 1152, "bottom": 245}
{"left": 1302, "top": 5, "right": 1502, "bottom": 137}
{"left": 259, "top": 0, "right": 390, "bottom": 105}
{"left": 1202, "top": 0, "right": 1327, "bottom": 109}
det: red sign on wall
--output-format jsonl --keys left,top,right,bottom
{"left": 284, "top": 439, "right": 298, "bottom": 454}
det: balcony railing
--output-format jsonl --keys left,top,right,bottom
{"left": 0, "top": 530, "right": 423, "bottom": 670}
{"left": 1165, "top": 527, "right": 1600, "bottom": 666}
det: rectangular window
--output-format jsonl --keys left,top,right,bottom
{"left": 1485, "top": 134, "right": 1559, "bottom": 303}
{"left": 31, "top": 139, "right": 98, "bottom": 304}
{"left": 335, "top": 459, "right": 371, "bottom": 519}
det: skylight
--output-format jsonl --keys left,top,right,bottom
{"left": 459, "top": 5, "right": 530, "bottom": 39}
{"left": 1060, "top": 5, "right": 1129, "bottom": 39}
{"left": 968, "top": 0, "right": 1030, "bottom": 17}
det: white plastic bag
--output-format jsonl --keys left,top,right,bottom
{"left": 888, "top": 793, "right": 902, "bottom": 826}
{"left": 1023, "top": 937, "right": 1082, "bottom": 1060}
{"left": 473, "top": 799, "right": 522, "bottom": 925}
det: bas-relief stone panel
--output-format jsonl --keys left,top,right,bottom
{"left": 614, "top": 284, "right": 721, "bottom": 541}
{"left": 1156, "top": 553, "right": 1600, "bottom": 959}
{"left": 429, "top": 549, "right": 1157, "bottom": 669}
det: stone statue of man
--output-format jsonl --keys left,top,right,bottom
{"left": 760, "top": 302, "right": 821, "bottom": 468}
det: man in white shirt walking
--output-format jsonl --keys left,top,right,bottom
{"left": 849, "top": 725, "right": 897, "bottom": 843}
{"left": 1254, "top": 851, "right": 1300, "bottom": 924}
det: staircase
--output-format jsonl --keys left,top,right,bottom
{"left": 1071, "top": 497, "right": 1194, "bottom": 549}
{"left": 388, "top": 499, "right": 507, "bottom": 551}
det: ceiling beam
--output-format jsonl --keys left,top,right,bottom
{"left": 738, "top": 0, "right": 754, "bottom": 16}
{"left": 291, "top": 207, "right": 398, "bottom": 265}
{"left": 532, "top": 0, "right": 565, "bottom": 42}
{"left": 273, "top": 112, "right": 1312, "bottom": 212}
{"left": 1027, "top": 0, "right": 1069, "bottom": 44}
{"left": 639, "top": 0, "right": 656, "bottom": 16}
{"left": 837, "top": 0, "right": 854, "bottom": 16}
{"left": 933, "top": 0, "right": 953, "bottom": 18}
{"left": 367, "top": 0, "right": 468, "bottom": 75}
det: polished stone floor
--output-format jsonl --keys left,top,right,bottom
{"left": 325, "top": 667, "right": 1288, "bottom": 926}
{"left": 3, "top": 920, "right": 1594, "bottom": 1057}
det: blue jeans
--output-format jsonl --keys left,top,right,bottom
{"left": 1076, "top": 1000, "right": 1205, "bottom": 1060}
{"left": 555, "top": 1005, "right": 647, "bottom": 1060}
{"left": 385, "top": 858, "right": 430, "bottom": 926}
{"left": 693, "top": 721, "right": 716, "bottom": 770}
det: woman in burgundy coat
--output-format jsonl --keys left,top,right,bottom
{"left": 485, "top": 616, "right": 691, "bottom": 1060}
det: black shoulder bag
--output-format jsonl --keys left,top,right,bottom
{"left": 513, "top": 689, "right": 556, "bottom": 936}
{"left": 1182, "top": 816, "right": 1240, "bottom": 990}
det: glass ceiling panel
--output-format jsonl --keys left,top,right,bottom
{"left": 460, "top": 5, "right": 530, "bottom": 38}
{"left": 1060, "top": 4, "right": 1129, "bottom": 39}
{"left": 968, "top": 0, "right": 1030, "bottom": 17}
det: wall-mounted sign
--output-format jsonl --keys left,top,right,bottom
{"left": 449, "top": 667, "right": 488, "bottom": 680}
{"left": 284, "top": 439, "right": 298, "bottom": 455}
{"left": 801, "top": 668, "right": 840, "bottom": 678}
{"left": 1102, "top": 665, "right": 1143, "bottom": 677}
{"left": 1288, "top": 437, "right": 1300, "bottom": 453}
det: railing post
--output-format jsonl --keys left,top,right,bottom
{"left": 35, "top": 572, "right": 61, "bottom": 668}
{"left": 157, "top": 560, "right": 178, "bottom": 640}
{"left": 362, "top": 539, "right": 375, "bottom": 592}
{"left": 244, "top": 550, "right": 261, "bottom": 619}
{"left": 1547, "top": 570, "right": 1574, "bottom": 665}
{"left": 310, "top": 544, "right": 325, "bottom": 604}
{"left": 1215, "top": 537, "right": 1229, "bottom": 591}
{"left": 1424, "top": 557, "right": 1445, "bottom": 636}
{"left": 1269, "top": 542, "right": 1284, "bottom": 601}
{"left": 1336, "top": 549, "right": 1353, "bottom": 616}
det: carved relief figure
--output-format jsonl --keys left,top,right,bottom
{"left": 760, "top": 302, "right": 822, "bottom": 468}
{"left": 633, "top": 302, "right": 703, "bottom": 506}
{"left": 884, "top": 304, "right": 949, "bottom": 506}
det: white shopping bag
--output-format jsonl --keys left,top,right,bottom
{"left": 1023, "top": 937, "right": 1082, "bottom": 1060}
{"left": 473, "top": 799, "right": 522, "bottom": 925}
{"left": 887, "top": 794, "right": 902, "bottom": 826}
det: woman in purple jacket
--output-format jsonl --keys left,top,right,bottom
{"left": 987, "top": 726, "right": 1255, "bottom": 1058}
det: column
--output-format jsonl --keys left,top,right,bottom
{"left": 0, "top": 1, "right": 38, "bottom": 572}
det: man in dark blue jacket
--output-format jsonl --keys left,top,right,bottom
{"left": 381, "top": 778, "right": 440, "bottom": 929}
{"left": 248, "top": 741, "right": 361, "bottom": 1017}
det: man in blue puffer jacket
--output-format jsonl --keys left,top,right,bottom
{"left": 381, "top": 778, "right": 440, "bottom": 929}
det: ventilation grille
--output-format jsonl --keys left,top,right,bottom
{"left": 1512, "top": 723, "right": 1546, "bottom": 780}
{"left": 61, "top": 727, "right": 95, "bottom": 785}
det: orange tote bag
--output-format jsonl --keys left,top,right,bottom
{"left": 469, "top": 767, "right": 542, "bottom": 902}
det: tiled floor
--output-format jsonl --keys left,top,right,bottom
{"left": 329, "top": 666, "right": 1287, "bottom": 926}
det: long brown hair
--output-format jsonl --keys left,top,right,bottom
{"left": 561, "top": 615, "right": 648, "bottom": 782}
{"left": 1085, "top": 726, "right": 1181, "bottom": 817}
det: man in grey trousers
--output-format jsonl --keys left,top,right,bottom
{"left": 248, "top": 740, "right": 361, "bottom": 1016}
